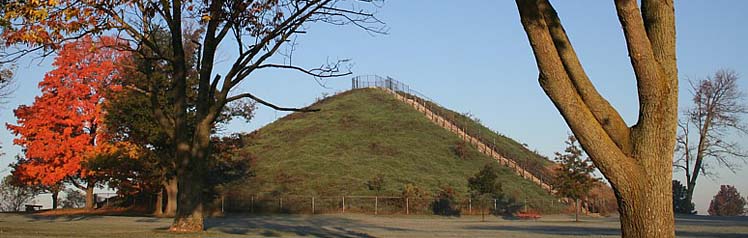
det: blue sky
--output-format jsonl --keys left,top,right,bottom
{"left": 2, "top": 1, "right": 747, "bottom": 214}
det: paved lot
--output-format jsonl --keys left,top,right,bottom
{"left": 1, "top": 213, "right": 747, "bottom": 237}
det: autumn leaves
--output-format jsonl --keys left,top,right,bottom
{"left": 6, "top": 36, "right": 136, "bottom": 208}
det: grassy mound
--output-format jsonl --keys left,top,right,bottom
{"left": 226, "top": 88, "right": 561, "bottom": 213}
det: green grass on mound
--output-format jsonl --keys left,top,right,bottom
{"left": 415, "top": 97, "right": 554, "bottom": 180}
{"left": 226, "top": 88, "right": 561, "bottom": 213}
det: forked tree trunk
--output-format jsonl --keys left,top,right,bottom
{"left": 85, "top": 181, "right": 95, "bottom": 210}
{"left": 164, "top": 177, "right": 178, "bottom": 217}
{"left": 515, "top": 0, "right": 677, "bottom": 237}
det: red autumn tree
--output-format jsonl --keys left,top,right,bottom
{"left": 708, "top": 185, "right": 747, "bottom": 216}
{"left": 6, "top": 36, "right": 127, "bottom": 209}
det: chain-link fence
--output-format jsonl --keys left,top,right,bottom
{"left": 352, "top": 75, "right": 554, "bottom": 190}
{"left": 64, "top": 192, "right": 617, "bottom": 216}
{"left": 222, "top": 194, "right": 585, "bottom": 216}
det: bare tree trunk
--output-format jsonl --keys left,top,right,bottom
{"left": 85, "top": 181, "right": 95, "bottom": 210}
{"left": 51, "top": 190, "right": 59, "bottom": 210}
{"left": 171, "top": 151, "right": 207, "bottom": 231}
{"left": 684, "top": 175, "right": 698, "bottom": 213}
{"left": 164, "top": 177, "right": 178, "bottom": 217}
{"left": 575, "top": 198, "right": 579, "bottom": 222}
{"left": 169, "top": 122, "right": 210, "bottom": 232}
{"left": 615, "top": 173, "right": 674, "bottom": 237}
{"left": 481, "top": 206, "right": 485, "bottom": 222}
{"left": 154, "top": 188, "right": 164, "bottom": 216}
{"left": 684, "top": 129, "right": 709, "bottom": 210}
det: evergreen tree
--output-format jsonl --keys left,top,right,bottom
{"left": 708, "top": 185, "right": 746, "bottom": 216}
{"left": 672, "top": 180, "right": 696, "bottom": 214}
{"left": 467, "top": 164, "right": 505, "bottom": 221}
{"left": 552, "top": 135, "right": 598, "bottom": 221}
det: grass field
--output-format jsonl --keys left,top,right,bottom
{"left": 2, "top": 213, "right": 747, "bottom": 238}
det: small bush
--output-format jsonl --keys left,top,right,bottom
{"left": 431, "top": 185, "right": 460, "bottom": 216}
{"left": 60, "top": 189, "right": 86, "bottom": 209}
{"left": 365, "top": 174, "right": 385, "bottom": 195}
{"left": 453, "top": 141, "right": 467, "bottom": 159}
{"left": 494, "top": 196, "right": 523, "bottom": 215}
{"left": 402, "top": 183, "right": 430, "bottom": 213}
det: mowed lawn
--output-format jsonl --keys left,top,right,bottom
{"left": 1, "top": 213, "right": 747, "bottom": 238}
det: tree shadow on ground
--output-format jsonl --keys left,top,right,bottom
{"left": 23, "top": 214, "right": 105, "bottom": 222}
{"left": 675, "top": 231, "right": 748, "bottom": 238}
{"left": 465, "top": 224, "right": 620, "bottom": 236}
{"left": 464, "top": 224, "right": 748, "bottom": 238}
{"left": 134, "top": 217, "right": 164, "bottom": 223}
{"left": 675, "top": 214, "right": 748, "bottom": 227}
{"left": 22, "top": 209, "right": 159, "bottom": 222}
{"left": 204, "top": 214, "right": 410, "bottom": 238}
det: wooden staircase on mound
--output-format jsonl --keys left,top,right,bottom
{"left": 351, "top": 75, "right": 554, "bottom": 193}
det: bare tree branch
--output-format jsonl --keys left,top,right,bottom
{"left": 257, "top": 61, "right": 352, "bottom": 78}
{"left": 225, "top": 92, "right": 319, "bottom": 112}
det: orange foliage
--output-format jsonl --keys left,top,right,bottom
{"left": 1, "top": 1, "right": 113, "bottom": 48}
{"left": 586, "top": 182, "right": 619, "bottom": 216}
{"left": 6, "top": 36, "right": 130, "bottom": 186}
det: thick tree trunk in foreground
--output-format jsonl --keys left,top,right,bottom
{"left": 167, "top": 10, "right": 210, "bottom": 228}
{"left": 85, "top": 181, "right": 95, "bottom": 210}
{"left": 164, "top": 177, "right": 178, "bottom": 217}
{"left": 170, "top": 161, "right": 206, "bottom": 232}
{"left": 170, "top": 120, "right": 212, "bottom": 231}
{"left": 617, "top": 174, "right": 674, "bottom": 237}
{"left": 515, "top": 0, "right": 677, "bottom": 237}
